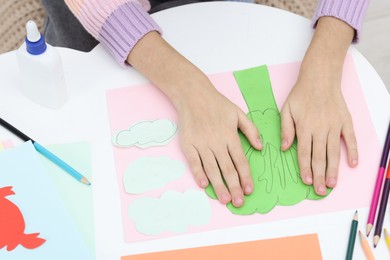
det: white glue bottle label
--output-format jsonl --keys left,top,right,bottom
{"left": 16, "top": 20, "right": 67, "bottom": 109}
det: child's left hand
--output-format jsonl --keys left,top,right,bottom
{"left": 280, "top": 65, "right": 359, "bottom": 196}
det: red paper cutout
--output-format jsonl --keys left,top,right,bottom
{"left": 0, "top": 186, "right": 46, "bottom": 251}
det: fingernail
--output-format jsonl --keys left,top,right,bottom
{"left": 200, "top": 179, "right": 208, "bottom": 187}
{"left": 282, "top": 139, "right": 288, "bottom": 149}
{"left": 220, "top": 193, "right": 231, "bottom": 204}
{"left": 327, "top": 178, "right": 337, "bottom": 187}
{"left": 305, "top": 176, "right": 313, "bottom": 184}
{"left": 317, "top": 185, "right": 326, "bottom": 194}
{"left": 234, "top": 198, "right": 243, "bottom": 206}
{"left": 257, "top": 138, "right": 262, "bottom": 149}
{"left": 244, "top": 185, "right": 252, "bottom": 194}
{"left": 352, "top": 159, "right": 358, "bottom": 166}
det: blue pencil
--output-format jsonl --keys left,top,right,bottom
{"left": 0, "top": 117, "right": 90, "bottom": 185}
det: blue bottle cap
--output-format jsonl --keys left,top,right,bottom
{"left": 25, "top": 20, "right": 47, "bottom": 55}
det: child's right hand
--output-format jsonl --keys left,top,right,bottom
{"left": 176, "top": 79, "right": 262, "bottom": 207}
{"left": 127, "top": 31, "right": 262, "bottom": 207}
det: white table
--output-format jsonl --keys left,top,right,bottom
{"left": 0, "top": 2, "right": 389, "bottom": 259}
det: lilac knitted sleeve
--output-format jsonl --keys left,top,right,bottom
{"left": 312, "top": 0, "right": 369, "bottom": 43}
{"left": 67, "top": 0, "right": 369, "bottom": 66}
{"left": 65, "top": 0, "right": 162, "bottom": 66}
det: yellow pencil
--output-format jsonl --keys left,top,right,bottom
{"left": 385, "top": 228, "right": 390, "bottom": 252}
{"left": 359, "top": 230, "right": 375, "bottom": 260}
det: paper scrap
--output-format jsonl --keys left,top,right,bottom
{"left": 128, "top": 189, "right": 211, "bottom": 235}
{"left": 0, "top": 140, "right": 14, "bottom": 152}
{"left": 113, "top": 119, "right": 177, "bottom": 148}
{"left": 121, "top": 233, "right": 323, "bottom": 260}
{"left": 124, "top": 156, "right": 185, "bottom": 194}
{"left": 0, "top": 141, "right": 92, "bottom": 259}
{"left": 0, "top": 186, "right": 45, "bottom": 251}
{"left": 40, "top": 142, "right": 95, "bottom": 255}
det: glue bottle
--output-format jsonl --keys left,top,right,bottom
{"left": 16, "top": 20, "right": 67, "bottom": 109}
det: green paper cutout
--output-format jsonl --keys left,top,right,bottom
{"left": 40, "top": 142, "right": 95, "bottom": 256}
{"left": 205, "top": 65, "right": 331, "bottom": 215}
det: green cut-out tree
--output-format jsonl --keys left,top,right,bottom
{"left": 205, "top": 65, "right": 331, "bottom": 215}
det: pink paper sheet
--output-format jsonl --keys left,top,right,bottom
{"left": 106, "top": 56, "right": 380, "bottom": 242}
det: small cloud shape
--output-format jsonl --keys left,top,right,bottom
{"left": 123, "top": 156, "right": 185, "bottom": 194}
{"left": 128, "top": 189, "right": 211, "bottom": 235}
{"left": 113, "top": 119, "right": 177, "bottom": 149}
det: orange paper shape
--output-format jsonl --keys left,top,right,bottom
{"left": 0, "top": 186, "right": 46, "bottom": 251}
{"left": 121, "top": 234, "right": 322, "bottom": 260}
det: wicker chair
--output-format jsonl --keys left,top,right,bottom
{"left": 0, "top": 0, "right": 316, "bottom": 54}
{"left": 0, "top": 0, "right": 45, "bottom": 54}
{"left": 257, "top": 0, "right": 317, "bottom": 19}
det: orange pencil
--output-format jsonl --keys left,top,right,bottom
{"left": 359, "top": 231, "right": 375, "bottom": 260}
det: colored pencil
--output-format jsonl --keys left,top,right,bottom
{"left": 0, "top": 117, "right": 90, "bottom": 185}
{"left": 385, "top": 229, "right": 390, "bottom": 252}
{"left": 367, "top": 121, "right": 390, "bottom": 236}
{"left": 346, "top": 210, "right": 359, "bottom": 260}
{"left": 359, "top": 230, "right": 375, "bottom": 260}
{"left": 373, "top": 156, "right": 390, "bottom": 247}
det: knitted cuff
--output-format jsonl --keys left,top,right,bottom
{"left": 98, "top": 2, "right": 162, "bottom": 66}
{"left": 312, "top": 0, "right": 369, "bottom": 43}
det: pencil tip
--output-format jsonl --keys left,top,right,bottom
{"left": 81, "top": 177, "right": 91, "bottom": 186}
{"left": 359, "top": 230, "right": 364, "bottom": 240}
{"left": 373, "top": 235, "right": 380, "bottom": 247}
{"left": 353, "top": 210, "right": 358, "bottom": 220}
{"left": 366, "top": 224, "right": 372, "bottom": 236}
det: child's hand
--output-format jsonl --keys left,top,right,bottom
{"left": 280, "top": 73, "right": 358, "bottom": 196}
{"left": 127, "top": 32, "right": 262, "bottom": 207}
{"left": 279, "top": 16, "right": 359, "bottom": 195}
{"left": 177, "top": 84, "right": 262, "bottom": 207}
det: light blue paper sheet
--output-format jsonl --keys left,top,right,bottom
{"left": 0, "top": 141, "right": 93, "bottom": 259}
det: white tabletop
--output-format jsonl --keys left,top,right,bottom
{"left": 0, "top": 2, "right": 389, "bottom": 259}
